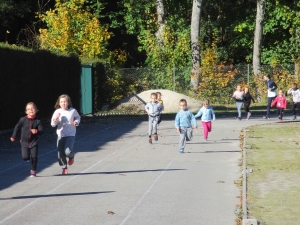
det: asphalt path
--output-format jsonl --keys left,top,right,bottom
{"left": 0, "top": 115, "right": 275, "bottom": 225}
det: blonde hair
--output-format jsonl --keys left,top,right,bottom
{"left": 54, "top": 94, "right": 72, "bottom": 109}
{"left": 203, "top": 99, "right": 210, "bottom": 106}
{"left": 25, "top": 102, "right": 39, "bottom": 113}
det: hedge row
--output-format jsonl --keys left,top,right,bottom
{"left": 0, "top": 43, "right": 81, "bottom": 130}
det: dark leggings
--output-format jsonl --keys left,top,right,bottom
{"left": 21, "top": 145, "right": 38, "bottom": 171}
{"left": 291, "top": 102, "right": 300, "bottom": 116}
{"left": 266, "top": 97, "right": 275, "bottom": 118}
{"left": 244, "top": 102, "right": 251, "bottom": 113}
{"left": 277, "top": 108, "right": 284, "bottom": 120}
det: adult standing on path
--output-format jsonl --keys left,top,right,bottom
{"left": 263, "top": 74, "right": 277, "bottom": 119}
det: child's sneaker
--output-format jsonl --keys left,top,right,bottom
{"left": 292, "top": 115, "right": 296, "bottom": 120}
{"left": 68, "top": 158, "right": 74, "bottom": 166}
{"left": 154, "top": 134, "right": 158, "bottom": 141}
{"left": 62, "top": 168, "right": 68, "bottom": 175}
{"left": 179, "top": 148, "right": 184, "bottom": 153}
{"left": 30, "top": 170, "right": 36, "bottom": 177}
{"left": 263, "top": 116, "right": 269, "bottom": 119}
{"left": 149, "top": 138, "right": 152, "bottom": 144}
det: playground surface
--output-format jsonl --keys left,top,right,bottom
{"left": 0, "top": 115, "right": 274, "bottom": 225}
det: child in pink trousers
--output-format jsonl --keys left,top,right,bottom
{"left": 271, "top": 89, "right": 287, "bottom": 122}
{"left": 194, "top": 99, "right": 216, "bottom": 140}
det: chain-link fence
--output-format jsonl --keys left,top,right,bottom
{"left": 106, "top": 64, "right": 297, "bottom": 104}
{"left": 118, "top": 64, "right": 293, "bottom": 89}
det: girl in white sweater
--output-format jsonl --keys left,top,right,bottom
{"left": 51, "top": 94, "right": 80, "bottom": 175}
{"left": 232, "top": 85, "right": 244, "bottom": 120}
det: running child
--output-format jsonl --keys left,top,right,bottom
{"left": 145, "top": 92, "right": 163, "bottom": 143}
{"left": 194, "top": 99, "right": 215, "bottom": 141}
{"left": 51, "top": 94, "right": 80, "bottom": 175}
{"left": 243, "top": 87, "right": 255, "bottom": 120}
{"left": 287, "top": 83, "right": 300, "bottom": 120}
{"left": 156, "top": 91, "right": 164, "bottom": 126}
{"left": 232, "top": 85, "right": 244, "bottom": 120}
{"left": 175, "top": 99, "right": 198, "bottom": 153}
{"left": 270, "top": 89, "right": 287, "bottom": 122}
{"left": 10, "top": 102, "right": 44, "bottom": 177}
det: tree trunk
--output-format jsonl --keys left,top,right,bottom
{"left": 191, "top": 0, "right": 202, "bottom": 92}
{"left": 253, "top": 0, "right": 266, "bottom": 76}
{"left": 155, "top": 0, "right": 166, "bottom": 46}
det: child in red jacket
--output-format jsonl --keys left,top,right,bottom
{"left": 271, "top": 89, "right": 287, "bottom": 122}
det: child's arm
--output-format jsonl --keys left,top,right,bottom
{"left": 51, "top": 110, "right": 60, "bottom": 127}
{"left": 32, "top": 120, "right": 44, "bottom": 135}
{"left": 73, "top": 109, "right": 81, "bottom": 126}
{"left": 191, "top": 113, "right": 198, "bottom": 130}
{"left": 211, "top": 108, "right": 216, "bottom": 120}
{"left": 194, "top": 108, "right": 203, "bottom": 118}
{"left": 283, "top": 97, "right": 287, "bottom": 109}
{"left": 10, "top": 118, "right": 23, "bottom": 141}
{"left": 145, "top": 103, "right": 150, "bottom": 115}
{"left": 175, "top": 113, "right": 180, "bottom": 132}
{"left": 270, "top": 97, "right": 277, "bottom": 107}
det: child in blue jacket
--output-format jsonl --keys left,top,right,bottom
{"left": 194, "top": 99, "right": 215, "bottom": 141}
{"left": 175, "top": 99, "right": 198, "bottom": 153}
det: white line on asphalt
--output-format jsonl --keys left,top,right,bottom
{"left": 0, "top": 127, "right": 142, "bottom": 224}
{"left": 0, "top": 125, "right": 120, "bottom": 174}
{"left": 119, "top": 156, "right": 176, "bottom": 225}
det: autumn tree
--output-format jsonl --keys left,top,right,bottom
{"left": 38, "top": 0, "right": 110, "bottom": 59}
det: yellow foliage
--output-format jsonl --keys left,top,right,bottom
{"left": 38, "top": 0, "right": 111, "bottom": 59}
{"left": 197, "top": 47, "right": 238, "bottom": 104}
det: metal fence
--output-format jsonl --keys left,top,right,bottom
{"left": 117, "top": 64, "right": 295, "bottom": 93}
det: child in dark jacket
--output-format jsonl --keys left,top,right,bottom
{"left": 243, "top": 87, "right": 255, "bottom": 120}
{"left": 271, "top": 90, "right": 287, "bottom": 122}
{"left": 10, "top": 102, "right": 44, "bottom": 177}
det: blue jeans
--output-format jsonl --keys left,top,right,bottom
{"left": 57, "top": 136, "right": 75, "bottom": 168}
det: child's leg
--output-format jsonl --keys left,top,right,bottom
{"left": 201, "top": 121, "right": 208, "bottom": 139}
{"left": 296, "top": 102, "right": 300, "bottom": 116}
{"left": 148, "top": 116, "right": 154, "bottom": 137}
{"left": 158, "top": 114, "right": 162, "bottom": 124}
{"left": 179, "top": 127, "right": 187, "bottom": 150}
{"left": 29, "top": 146, "right": 38, "bottom": 171}
{"left": 186, "top": 127, "right": 193, "bottom": 141}
{"left": 276, "top": 108, "right": 282, "bottom": 119}
{"left": 207, "top": 121, "right": 212, "bottom": 133}
{"left": 292, "top": 102, "right": 296, "bottom": 116}
{"left": 21, "top": 147, "right": 30, "bottom": 161}
{"left": 236, "top": 102, "right": 242, "bottom": 117}
{"left": 279, "top": 108, "right": 284, "bottom": 120}
{"left": 152, "top": 116, "right": 159, "bottom": 134}
{"left": 57, "top": 136, "right": 67, "bottom": 168}
{"left": 64, "top": 136, "right": 75, "bottom": 159}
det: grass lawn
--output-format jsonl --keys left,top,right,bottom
{"left": 245, "top": 122, "right": 300, "bottom": 225}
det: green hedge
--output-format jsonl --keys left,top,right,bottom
{"left": 0, "top": 43, "right": 81, "bottom": 130}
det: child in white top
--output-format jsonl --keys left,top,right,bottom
{"left": 145, "top": 92, "right": 163, "bottom": 143}
{"left": 232, "top": 85, "right": 244, "bottom": 120}
{"left": 287, "top": 83, "right": 300, "bottom": 120}
{"left": 51, "top": 94, "right": 80, "bottom": 175}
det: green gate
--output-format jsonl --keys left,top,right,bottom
{"left": 80, "top": 64, "right": 92, "bottom": 114}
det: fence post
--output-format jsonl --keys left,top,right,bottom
{"left": 247, "top": 64, "right": 250, "bottom": 86}
{"left": 173, "top": 66, "right": 176, "bottom": 92}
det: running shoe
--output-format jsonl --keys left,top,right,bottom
{"left": 68, "top": 158, "right": 74, "bottom": 166}
{"left": 30, "top": 170, "right": 36, "bottom": 177}
{"left": 62, "top": 168, "right": 68, "bottom": 175}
